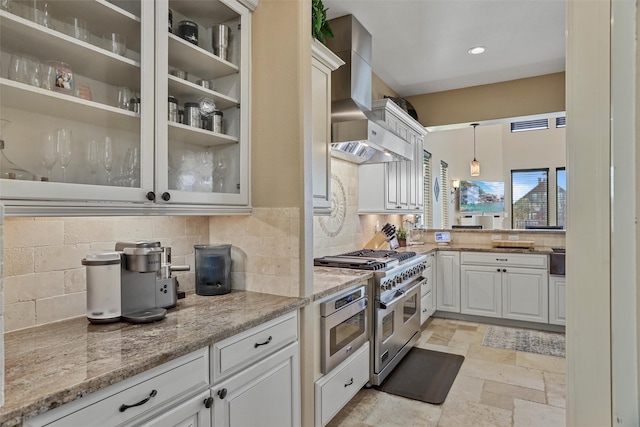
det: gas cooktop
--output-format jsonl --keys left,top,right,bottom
{"left": 314, "top": 249, "right": 417, "bottom": 270}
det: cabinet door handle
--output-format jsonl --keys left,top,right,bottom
{"left": 254, "top": 335, "right": 272, "bottom": 348}
{"left": 503, "top": 268, "right": 507, "bottom": 272}
{"left": 204, "top": 396, "right": 214, "bottom": 408}
{"left": 496, "top": 258, "right": 508, "bottom": 261}
{"left": 217, "top": 388, "right": 228, "bottom": 399}
{"left": 146, "top": 191, "right": 156, "bottom": 201}
{"left": 497, "top": 268, "right": 501, "bottom": 272}
{"left": 119, "top": 389, "right": 157, "bottom": 412}
{"left": 161, "top": 192, "right": 171, "bottom": 201}
{"left": 344, "top": 378, "right": 354, "bottom": 387}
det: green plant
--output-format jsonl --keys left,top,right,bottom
{"left": 312, "top": 0, "right": 333, "bottom": 45}
{"left": 397, "top": 228, "right": 408, "bottom": 239}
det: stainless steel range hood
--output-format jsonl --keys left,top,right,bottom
{"left": 326, "top": 15, "right": 413, "bottom": 164}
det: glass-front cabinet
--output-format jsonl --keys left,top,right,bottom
{"left": 0, "top": 0, "right": 252, "bottom": 215}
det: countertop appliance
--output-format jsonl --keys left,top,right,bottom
{"left": 320, "top": 286, "right": 368, "bottom": 374}
{"left": 115, "top": 241, "right": 190, "bottom": 323}
{"left": 314, "top": 249, "right": 427, "bottom": 385}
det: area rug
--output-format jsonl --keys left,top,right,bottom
{"left": 482, "top": 325, "right": 566, "bottom": 358}
{"left": 376, "top": 348, "right": 465, "bottom": 405}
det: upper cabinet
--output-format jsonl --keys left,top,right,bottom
{"left": 311, "top": 39, "right": 343, "bottom": 215}
{"left": 358, "top": 99, "right": 427, "bottom": 214}
{"left": 0, "top": 0, "right": 252, "bottom": 216}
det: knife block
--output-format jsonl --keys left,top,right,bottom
{"left": 364, "top": 231, "right": 390, "bottom": 250}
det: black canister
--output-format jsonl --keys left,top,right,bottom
{"left": 178, "top": 20, "right": 198, "bottom": 45}
{"left": 168, "top": 9, "right": 173, "bottom": 33}
{"left": 194, "top": 244, "right": 231, "bottom": 295}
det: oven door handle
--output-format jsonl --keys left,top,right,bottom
{"left": 377, "top": 278, "right": 424, "bottom": 310}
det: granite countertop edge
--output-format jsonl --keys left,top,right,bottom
{"left": 1, "top": 291, "right": 309, "bottom": 427}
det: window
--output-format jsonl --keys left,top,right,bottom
{"left": 511, "top": 169, "right": 549, "bottom": 229}
{"left": 557, "top": 168, "right": 566, "bottom": 227}
{"left": 556, "top": 117, "right": 566, "bottom": 128}
{"left": 441, "top": 161, "right": 449, "bottom": 228}
{"left": 510, "top": 119, "right": 549, "bottom": 132}
{"left": 423, "top": 151, "right": 432, "bottom": 228}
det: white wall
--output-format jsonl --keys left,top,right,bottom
{"left": 424, "top": 122, "right": 565, "bottom": 228}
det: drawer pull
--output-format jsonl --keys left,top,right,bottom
{"left": 254, "top": 335, "right": 273, "bottom": 348}
{"left": 204, "top": 396, "right": 214, "bottom": 408}
{"left": 119, "top": 390, "right": 157, "bottom": 412}
{"left": 344, "top": 378, "right": 354, "bottom": 387}
{"left": 496, "top": 258, "right": 508, "bottom": 261}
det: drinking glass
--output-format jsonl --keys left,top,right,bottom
{"left": 86, "top": 139, "right": 99, "bottom": 184}
{"left": 102, "top": 136, "right": 114, "bottom": 184}
{"left": 40, "top": 62, "right": 55, "bottom": 90}
{"left": 25, "top": 55, "right": 41, "bottom": 87}
{"left": 41, "top": 132, "right": 57, "bottom": 179}
{"left": 31, "top": 0, "right": 50, "bottom": 27}
{"left": 55, "top": 128, "right": 72, "bottom": 182}
{"left": 65, "top": 17, "right": 89, "bottom": 42}
{"left": 213, "top": 154, "right": 228, "bottom": 193}
{"left": 8, "top": 54, "right": 28, "bottom": 84}
{"left": 121, "top": 147, "right": 139, "bottom": 187}
{"left": 103, "top": 33, "right": 126, "bottom": 56}
{"left": 116, "top": 86, "right": 133, "bottom": 110}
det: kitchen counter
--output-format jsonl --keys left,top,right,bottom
{"left": 395, "top": 243, "right": 556, "bottom": 255}
{"left": 1, "top": 290, "right": 308, "bottom": 427}
{"left": 312, "top": 267, "right": 373, "bottom": 301}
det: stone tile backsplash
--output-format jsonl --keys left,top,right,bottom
{"left": 2, "top": 216, "right": 209, "bottom": 332}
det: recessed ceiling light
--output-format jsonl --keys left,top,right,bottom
{"left": 468, "top": 46, "right": 485, "bottom": 55}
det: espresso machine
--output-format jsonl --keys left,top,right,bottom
{"left": 115, "top": 241, "right": 190, "bottom": 323}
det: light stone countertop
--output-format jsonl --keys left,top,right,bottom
{"left": 395, "top": 243, "right": 557, "bottom": 255}
{"left": 312, "top": 267, "right": 373, "bottom": 301}
{"left": 1, "top": 291, "right": 308, "bottom": 427}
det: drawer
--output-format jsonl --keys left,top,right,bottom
{"left": 315, "top": 342, "right": 370, "bottom": 427}
{"left": 461, "top": 251, "right": 548, "bottom": 269}
{"left": 421, "top": 291, "right": 434, "bottom": 324}
{"left": 420, "top": 274, "right": 433, "bottom": 297}
{"left": 26, "top": 348, "right": 209, "bottom": 427}
{"left": 211, "top": 311, "right": 298, "bottom": 381}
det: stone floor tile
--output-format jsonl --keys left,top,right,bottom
{"left": 480, "top": 390, "right": 514, "bottom": 411}
{"left": 438, "top": 401, "right": 512, "bottom": 427}
{"left": 467, "top": 343, "right": 517, "bottom": 365}
{"left": 415, "top": 330, "right": 434, "bottom": 347}
{"left": 458, "top": 324, "right": 479, "bottom": 331}
{"left": 483, "top": 380, "right": 546, "bottom": 404}
{"left": 450, "top": 329, "right": 486, "bottom": 345}
{"left": 516, "top": 351, "right": 566, "bottom": 374}
{"left": 459, "top": 357, "right": 545, "bottom": 390}
{"left": 362, "top": 392, "right": 442, "bottom": 427}
{"left": 443, "top": 319, "right": 479, "bottom": 327}
{"left": 476, "top": 323, "right": 489, "bottom": 333}
{"left": 326, "top": 388, "right": 381, "bottom": 427}
{"left": 417, "top": 341, "right": 469, "bottom": 356}
{"left": 513, "top": 398, "right": 565, "bottom": 427}
{"left": 443, "top": 374, "right": 484, "bottom": 408}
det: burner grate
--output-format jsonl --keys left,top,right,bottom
{"left": 343, "top": 249, "right": 416, "bottom": 262}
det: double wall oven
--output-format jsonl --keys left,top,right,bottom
{"left": 315, "top": 250, "right": 428, "bottom": 385}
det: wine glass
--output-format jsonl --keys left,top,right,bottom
{"left": 55, "top": 128, "right": 72, "bottom": 182}
{"left": 41, "top": 132, "right": 56, "bottom": 179}
{"left": 213, "top": 154, "right": 228, "bottom": 193}
{"left": 102, "top": 136, "right": 114, "bottom": 184}
{"left": 121, "top": 147, "right": 139, "bottom": 187}
{"left": 86, "top": 139, "right": 99, "bottom": 184}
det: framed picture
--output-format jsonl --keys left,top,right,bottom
{"left": 459, "top": 180, "right": 505, "bottom": 213}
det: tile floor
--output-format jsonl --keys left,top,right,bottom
{"left": 328, "top": 317, "right": 566, "bottom": 427}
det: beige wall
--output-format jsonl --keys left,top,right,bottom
{"left": 406, "top": 72, "right": 565, "bottom": 127}
{"left": 372, "top": 72, "right": 398, "bottom": 101}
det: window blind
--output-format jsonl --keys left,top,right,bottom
{"left": 423, "top": 151, "right": 432, "bottom": 228}
{"left": 441, "top": 161, "right": 449, "bottom": 228}
{"left": 511, "top": 119, "right": 549, "bottom": 132}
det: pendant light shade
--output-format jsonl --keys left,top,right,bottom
{"left": 470, "top": 123, "right": 480, "bottom": 176}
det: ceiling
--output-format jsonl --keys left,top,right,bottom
{"left": 323, "top": 0, "right": 566, "bottom": 97}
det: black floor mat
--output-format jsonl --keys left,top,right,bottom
{"left": 376, "top": 347, "right": 465, "bottom": 405}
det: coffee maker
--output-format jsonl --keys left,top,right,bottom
{"left": 115, "top": 241, "right": 190, "bottom": 323}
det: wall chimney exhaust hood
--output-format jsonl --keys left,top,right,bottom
{"left": 326, "top": 15, "right": 413, "bottom": 164}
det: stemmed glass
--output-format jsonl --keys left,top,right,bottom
{"left": 213, "top": 154, "right": 228, "bottom": 193}
{"left": 121, "top": 147, "right": 139, "bottom": 187}
{"left": 55, "top": 128, "right": 72, "bottom": 182}
{"left": 102, "top": 136, "right": 114, "bottom": 184}
{"left": 86, "top": 139, "right": 99, "bottom": 184}
{"left": 41, "top": 132, "right": 57, "bottom": 180}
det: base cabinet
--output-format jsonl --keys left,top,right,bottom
{"left": 549, "top": 275, "right": 566, "bottom": 325}
{"left": 502, "top": 268, "right": 548, "bottom": 323}
{"left": 460, "top": 265, "right": 502, "bottom": 318}
{"left": 211, "top": 343, "right": 300, "bottom": 427}
{"left": 436, "top": 251, "right": 460, "bottom": 313}
{"left": 140, "top": 390, "right": 211, "bottom": 427}
{"left": 420, "top": 253, "right": 436, "bottom": 324}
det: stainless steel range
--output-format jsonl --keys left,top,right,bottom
{"left": 315, "top": 249, "right": 428, "bottom": 385}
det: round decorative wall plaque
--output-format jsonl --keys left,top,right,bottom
{"left": 319, "top": 174, "right": 347, "bottom": 237}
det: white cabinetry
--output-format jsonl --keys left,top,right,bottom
{"left": 210, "top": 311, "right": 300, "bottom": 427}
{"left": 420, "top": 252, "right": 436, "bottom": 324}
{"left": 460, "top": 252, "right": 549, "bottom": 323}
{"left": 0, "top": 0, "right": 253, "bottom": 215}
{"left": 358, "top": 99, "right": 427, "bottom": 214}
{"left": 315, "top": 341, "right": 369, "bottom": 427}
{"left": 311, "top": 40, "right": 344, "bottom": 215}
{"left": 549, "top": 275, "right": 566, "bottom": 325}
{"left": 24, "top": 349, "right": 210, "bottom": 427}
{"left": 436, "top": 251, "right": 460, "bottom": 313}
{"left": 139, "top": 390, "right": 211, "bottom": 427}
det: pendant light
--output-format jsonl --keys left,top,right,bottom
{"left": 470, "top": 123, "right": 480, "bottom": 176}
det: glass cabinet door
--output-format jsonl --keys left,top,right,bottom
{"left": 0, "top": 0, "right": 154, "bottom": 209}
{"left": 155, "top": 0, "right": 249, "bottom": 206}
